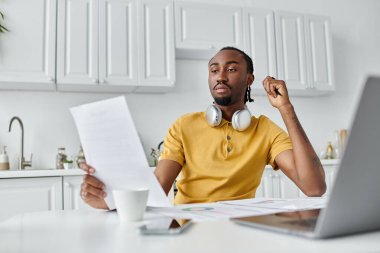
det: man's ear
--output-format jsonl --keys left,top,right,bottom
{"left": 247, "top": 74, "right": 254, "bottom": 86}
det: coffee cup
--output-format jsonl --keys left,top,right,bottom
{"left": 112, "top": 188, "right": 149, "bottom": 222}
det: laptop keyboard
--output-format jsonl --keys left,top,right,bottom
{"left": 282, "top": 218, "right": 318, "bottom": 228}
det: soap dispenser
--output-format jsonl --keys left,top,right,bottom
{"left": 0, "top": 146, "right": 10, "bottom": 170}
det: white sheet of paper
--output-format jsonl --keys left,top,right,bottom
{"left": 70, "top": 96, "right": 171, "bottom": 209}
{"left": 148, "top": 197, "right": 327, "bottom": 221}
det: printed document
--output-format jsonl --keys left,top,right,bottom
{"left": 71, "top": 96, "right": 171, "bottom": 209}
{"left": 149, "top": 197, "right": 327, "bottom": 221}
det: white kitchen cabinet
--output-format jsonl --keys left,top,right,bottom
{"left": 135, "top": 0, "right": 175, "bottom": 92}
{"left": 304, "top": 15, "right": 335, "bottom": 92}
{"left": 56, "top": 0, "right": 99, "bottom": 88}
{"left": 63, "top": 175, "right": 95, "bottom": 210}
{"left": 0, "top": 0, "right": 56, "bottom": 90}
{"left": 243, "top": 8, "right": 277, "bottom": 91}
{"left": 175, "top": 2, "right": 243, "bottom": 59}
{"left": 0, "top": 177, "right": 62, "bottom": 222}
{"left": 255, "top": 160, "right": 339, "bottom": 198}
{"left": 275, "top": 11, "right": 308, "bottom": 92}
{"left": 57, "top": 0, "right": 175, "bottom": 92}
{"left": 275, "top": 11, "right": 335, "bottom": 95}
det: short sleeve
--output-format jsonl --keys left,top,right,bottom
{"left": 266, "top": 118, "right": 293, "bottom": 169}
{"left": 159, "top": 118, "right": 185, "bottom": 166}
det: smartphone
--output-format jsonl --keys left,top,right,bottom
{"left": 140, "top": 218, "right": 192, "bottom": 235}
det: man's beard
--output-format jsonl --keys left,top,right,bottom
{"left": 214, "top": 96, "right": 231, "bottom": 106}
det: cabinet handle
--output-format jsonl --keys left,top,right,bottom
{"left": 64, "top": 182, "right": 72, "bottom": 188}
{"left": 49, "top": 77, "right": 55, "bottom": 82}
{"left": 99, "top": 79, "right": 106, "bottom": 84}
{"left": 92, "top": 79, "right": 99, "bottom": 83}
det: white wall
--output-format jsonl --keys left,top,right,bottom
{"left": 0, "top": 0, "right": 379, "bottom": 169}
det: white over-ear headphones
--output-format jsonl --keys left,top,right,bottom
{"left": 205, "top": 104, "right": 252, "bottom": 131}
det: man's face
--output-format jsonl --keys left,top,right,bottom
{"left": 208, "top": 50, "right": 253, "bottom": 106}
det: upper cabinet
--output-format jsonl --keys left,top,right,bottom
{"left": 57, "top": 0, "right": 175, "bottom": 92}
{"left": 243, "top": 9, "right": 277, "bottom": 88}
{"left": 275, "top": 11, "right": 308, "bottom": 92}
{"left": 0, "top": 0, "right": 56, "bottom": 90}
{"left": 135, "top": 0, "right": 175, "bottom": 92}
{"left": 304, "top": 14, "right": 335, "bottom": 92}
{"left": 0, "top": 1, "right": 334, "bottom": 96}
{"left": 175, "top": 2, "right": 243, "bottom": 59}
{"left": 274, "top": 11, "right": 335, "bottom": 95}
{"left": 173, "top": 2, "right": 335, "bottom": 96}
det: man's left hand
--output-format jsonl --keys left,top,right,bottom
{"left": 263, "top": 76, "right": 291, "bottom": 109}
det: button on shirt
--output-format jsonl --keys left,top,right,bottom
{"left": 160, "top": 112, "right": 293, "bottom": 205}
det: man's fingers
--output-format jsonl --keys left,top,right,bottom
{"left": 79, "top": 162, "right": 96, "bottom": 174}
{"left": 83, "top": 174, "right": 105, "bottom": 189}
{"left": 263, "top": 76, "right": 286, "bottom": 98}
{"left": 81, "top": 191, "right": 104, "bottom": 203}
{"left": 81, "top": 181, "right": 107, "bottom": 199}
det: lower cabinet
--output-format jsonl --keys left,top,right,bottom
{"left": 0, "top": 175, "right": 93, "bottom": 222}
{"left": 0, "top": 177, "right": 63, "bottom": 222}
{"left": 256, "top": 163, "right": 337, "bottom": 198}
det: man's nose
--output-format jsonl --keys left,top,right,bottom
{"left": 217, "top": 70, "right": 228, "bottom": 82}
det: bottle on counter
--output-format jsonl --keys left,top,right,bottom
{"left": 0, "top": 146, "right": 10, "bottom": 170}
{"left": 75, "top": 146, "right": 86, "bottom": 168}
{"left": 325, "top": 142, "right": 335, "bottom": 159}
{"left": 56, "top": 147, "right": 67, "bottom": 170}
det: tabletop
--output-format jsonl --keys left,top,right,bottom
{"left": 0, "top": 209, "right": 379, "bottom": 253}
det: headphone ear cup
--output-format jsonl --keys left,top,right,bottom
{"left": 232, "top": 109, "right": 251, "bottom": 131}
{"left": 205, "top": 104, "right": 222, "bottom": 127}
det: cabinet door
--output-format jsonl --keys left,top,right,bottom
{"left": 255, "top": 169, "right": 275, "bottom": 198}
{"left": 98, "top": 0, "right": 137, "bottom": 91}
{"left": 63, "top": 176, "right": 95, "bottom": 210}
{"left": 305, "top": 15, "right": 335, "bottom": 92}
{"left": 135, "top": 0, "right": 175, "bottom": 91}
{"left": 57, "top": 0, "right": 99, "bottom": 86}
{"left": 244, "top": 8, "right": 277, "bottom": 93}
{"left": 175, "top": 2, "right": 243, "bottom": 55}
{"left": 275, "top": 11, "right": 308, "bottom": 91}
{"left": 0, "top": 177, "right": 62, "bottom": 222}
{"left": 0, "top": 0, "right": 56, "bottom": 90}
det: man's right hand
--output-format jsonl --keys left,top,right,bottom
{"left": 79, "top": 163, "right": 109, "bottom": 210}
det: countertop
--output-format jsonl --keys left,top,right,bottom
{"left": 0, "top": 159, "right": 340, "bottom": 179}
{"left": 0, "top": 168, "right": 85, "bottom": 179}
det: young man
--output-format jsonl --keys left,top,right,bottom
{"left": 80, "top": 47, "right": 326, "bottom": 209}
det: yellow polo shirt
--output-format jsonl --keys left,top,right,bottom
{"left": 160, "top": 112, "right": 293, "bottom": 205}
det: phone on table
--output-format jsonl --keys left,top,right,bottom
{"left": 140, "top": 218, "right": 192, "bottom": 235}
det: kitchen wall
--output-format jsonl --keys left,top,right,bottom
{"left": 0, "top": 0, "right": 379, "bottom": 169}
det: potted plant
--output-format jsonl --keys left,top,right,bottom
{"left": 63, "top": 159, "right": 74, "bottom": 170}
{"left": 0, "top": 10, "right": 9, "bottom": 33}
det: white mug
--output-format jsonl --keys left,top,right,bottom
{"left": 112, "top": 188, "right": 149, "bottom": 222}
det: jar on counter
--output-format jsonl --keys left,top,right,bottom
{"left": 56, "top": 147, "right": 67, "bottom": 169}
{"left": 75, "top": 146, "right": 86, "bottom": 168}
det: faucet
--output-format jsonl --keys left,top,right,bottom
{"left": 8, "top": 116, "right": 32, "bottom": 170}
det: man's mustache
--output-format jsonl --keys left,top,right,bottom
{"left": 214, "top": 81, "right": 232, "bottom": 90}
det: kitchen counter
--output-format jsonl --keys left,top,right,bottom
{"left": 0, "top": 159, "right": 339, "bottom": 179}
{"left": 0, "top": 168, "right": 85, "bottom": 179}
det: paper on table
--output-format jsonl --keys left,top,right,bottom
{"left": 70, "top": 96, "right": 171, "bottom": 209}
{"left": 149, "top": 197, "right": 327, "bottom": 222}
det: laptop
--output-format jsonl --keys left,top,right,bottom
{"left": 233, "top": 76, "right": 380, "bottom": 239}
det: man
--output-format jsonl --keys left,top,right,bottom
{"left": 80, "top": 47, "right": 326, "bottom": 209}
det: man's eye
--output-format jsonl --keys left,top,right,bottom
{"left": 210, "top": 69, "right": 218, "bottom": 73}
{"left": 227, "top": 68, "right": 236, "bottom": 72}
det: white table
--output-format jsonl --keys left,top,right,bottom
{"left": 0, "top": 210, "right": 379, "bottom": 253}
